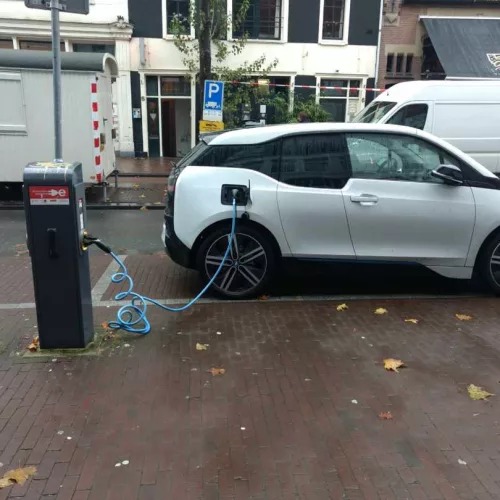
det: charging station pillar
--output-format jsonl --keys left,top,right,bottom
{"left": 23, "top": 162, "right": 94, "bottom": 349}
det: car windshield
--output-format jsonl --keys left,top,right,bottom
{"left": 352, "top": 101, "right": 397, "bottom": 124}
{"left": 175, "top": 141, "right": 209, "bottom": 169}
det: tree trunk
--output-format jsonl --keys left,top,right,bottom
{"left": 199, "top": 0, "right": 213, "bottom": 118}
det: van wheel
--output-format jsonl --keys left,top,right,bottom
{"left": 196, "top": 224, "right": 275, "bottom": 299}
{"left": 478, "top": 234, "right": 500, "bottom": 295}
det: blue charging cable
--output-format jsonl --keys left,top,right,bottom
{"left": 103, "top": 199, "right": 237, "bottom": 335}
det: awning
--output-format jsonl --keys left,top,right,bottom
{"left": 421, "top": 18, "right": 500, "bottom": 79}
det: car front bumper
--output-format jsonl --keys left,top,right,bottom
{"left": 162, "top": 214, "right": 193, "bottom": 269}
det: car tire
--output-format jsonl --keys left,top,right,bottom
{"left": 196, "top": 223, "right": 276, "bottom": 299}
{"left": 478, "top": 233, "right": 500, "bottom": 295}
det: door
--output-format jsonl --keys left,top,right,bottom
{"left": 342, "top": 132, "right": 476, "bottom": 266}
{"left": 98, "top": 76, "right": 116, "bottom": 176}
{"left": 161, "top": 99, "right": 176, "bottom": 157}
{"left": 277, "top": 133, "right": 355, "bottom": 258}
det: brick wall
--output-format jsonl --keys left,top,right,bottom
{"left": 378, "top": 1, "right": 500, "bottom": 89}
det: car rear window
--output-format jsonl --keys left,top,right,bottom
{"left": 190, "top": 141, "right": 281, "bottom": 179}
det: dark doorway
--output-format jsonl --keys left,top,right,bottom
{"left": 161, "top": 100, "right": 177, "bottom": 158}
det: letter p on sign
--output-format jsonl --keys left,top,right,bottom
{"left": 209, "top": 83, "right": 219, "bottom": 98}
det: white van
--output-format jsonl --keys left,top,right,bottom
{"left": 352, "top": 81, "right": 500, "bottom": 173}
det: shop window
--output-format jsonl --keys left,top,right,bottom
{"left": 386, "top": 53, "right": 394, "bottom": 74}
{"left": 321, "top": 0, "right": 346, "bottom": 41}
{"left": 232, "top": 0, "right": 283, "bottom": 40}
{"left": 73, "top": 43, "right": 115, "bottom": 55}
{"left": 395, "top": 54, "right": 404, "bottom": 74}
{"left": 0, "top": 39, "right": 13, "bottom": 49}
{"left": 319, "top": 79, "right": 362, "bottom": 122}
{"left": 160, "top": 76, "right": 190, "bottom": 96}
{"left": 19, "top": 40, "right": 65, "bottom": 51}
{"left": 405, "top": 54, "right": 414, "bottom": 75}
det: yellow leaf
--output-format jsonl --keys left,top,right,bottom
{"left": 468, "top": 384, "right": 494, "bottom": 401}
{"left": 132, "top": 184, "right": 140, "bottom": 189}
{"left": 384, "top": 358, "right": 405, "bottom": 373}
{"left": 140, "top": 206, "right": 148, "bottom": 212}
{"left": 139, "top": 194, "right": 146, "bottom": 199}
{"left": 196, "top": 343, "right": 209, "bottom": 351}
{"left": 0, "top": 466, "right": 37, "bottom": 488}
{"left": 404, "top": 319, "right": 419, "bottom": 325}
{"left": 210, "top": 367, "right": 226, "bottom": 376}
{"left": 379, "top": 411, "right": 393, "bottom": 420}
{"left": 374, "top": 308, "right": 388, "bottom": 315}
{"left": 456, "top": 314, "right": 473, "bottom": 321}
{"left": 336, "top": 303, "right": 348, "bottom": 311}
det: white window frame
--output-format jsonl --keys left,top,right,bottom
{"left": 228, "top": 0, "right": 289, "bottom": 43}
{"left": 162, "top": 0, "right": 195, "bottom": 39}
{"left": 140, "top": 71, "right": 197, "bottom": 156}
{"left": 315, "top": 75, "right": 366, "bottom": 122}
{"left": 318, "top": 0, "right": 351, "bottom": 46}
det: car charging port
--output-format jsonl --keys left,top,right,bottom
{"left": 221, "top": 184, "right": 250, "bottom": 207}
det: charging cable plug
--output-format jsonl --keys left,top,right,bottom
{"left": 82, "top": 232, "right": 112, "bottom": 254}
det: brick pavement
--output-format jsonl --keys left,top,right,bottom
{"left": 0, "top": 255, "right": 499, "bottom": 498}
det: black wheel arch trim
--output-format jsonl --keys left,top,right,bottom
{"left": 190, "top": 218, "right": 282, "bottom": 268}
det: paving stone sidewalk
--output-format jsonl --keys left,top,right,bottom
{"left": 0, "top": 255, "right": 499, "bottom": 499}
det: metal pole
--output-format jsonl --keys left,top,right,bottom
{"left": 51, "top": 1, "right": 63, "bottom": 162}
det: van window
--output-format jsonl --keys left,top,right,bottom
{"left": 352, "top": 101, "right": 396, "bottom": 124}
{"left": 387, "top": 104, "right": 428, "bottom": 130}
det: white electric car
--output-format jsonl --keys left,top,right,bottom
{"left": 163, "top": 123, "right": 500, "bottom": 299}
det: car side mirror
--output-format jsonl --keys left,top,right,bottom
{"left": 431, "top": 164, "right": 464, "bottom": 186}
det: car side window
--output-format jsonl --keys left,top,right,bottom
{"left": 387, "top": 104, "right": 428, "bottom": 130}
{"left": 191, "top": 141, "right": 280, "bottom": 179}
{"left": 280, "top": 134, "right": 351, "bottom": 189}
{"left": 345, "top": 133, "right": 461, "bottom": 184}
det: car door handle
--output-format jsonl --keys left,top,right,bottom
{"left": 350, "top": 194, "right": 379, "bottom": 205}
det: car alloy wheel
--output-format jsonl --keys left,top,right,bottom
{"left": 204, "top": 231, "right": 268, "bottom": 297}
{"left": 489, "top": 242, "right": 500, "bottom": 288}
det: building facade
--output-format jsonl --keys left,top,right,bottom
{"left": 128, "top": 0, "right": 383, "bottom": 158}
{"left": 378, "top": 0, "right": 500, "bottom": 90}
{"left": 0, "top": 0, "right": 134, "bottom": 156}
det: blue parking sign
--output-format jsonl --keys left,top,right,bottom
{"left": 203, "top": 80, "right": 224, "bottom": 122}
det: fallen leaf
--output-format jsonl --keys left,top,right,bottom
{"left": 456, "top": 314, "right": 473, "bottom": 321}
{"left": 26, "top": 336, "right": 39, "bottom": 352}
{"left": 140, "top": 206, "right": 148, "bottom": 212}
{"left": 258, "top": 294, "right": 270, "bottom": 301}
{"left": 458, "top": 459, "right": 467, "bottom": 465}
{"left": 101, "top": 322, "right": 108, "bottom": 329}
{"left": 210, "top": 367, "right": 226, "bottom": 376}
{"left": 468, "top": 384, "right": 494, "bottom": 401}
{"left": 379, "top": 411, "right": 393, "bottom": 420}
{"left": 384, "top": 358, "right": 405, "bottom": 373}
{"left": 139, "top": 194, "right": 146, "bottom": 199}
{"left": 0, "top": 466, "right": 37, "bottom": 488}
{"left": 374, "top": 308, "right": 388, "bottom": 315}
{"left": 154, "top": 201, "right": 162, "bottom": 205}
{"left": 132, "top": 184, "right": 140, "bottom": 189}
{"left": 404, "top": 319, "right": 419, "bottom": 325}
{"left": 196, "top": 343, "right": 209, "bottom": 351}
{"left": 336, "top": 303, "right": 349, "bottom": 311}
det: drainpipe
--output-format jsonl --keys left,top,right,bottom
{"left": 374, "top": 0, "right": 384, "bottom": 89}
